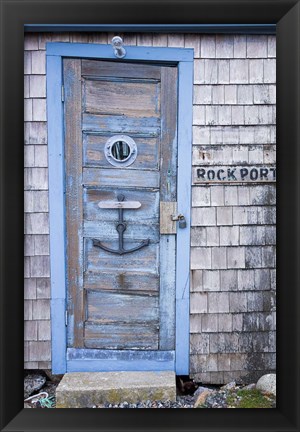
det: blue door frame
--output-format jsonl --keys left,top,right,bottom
{"left": 46, "top": 42, "right": 193, "bottom": 374}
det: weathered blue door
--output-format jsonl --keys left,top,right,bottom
{"left": 63, "top": 58, "right": 178, "bottom": 369}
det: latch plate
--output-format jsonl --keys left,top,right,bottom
{"left": 160, "top": 202, "right": 177, "bottom": 234}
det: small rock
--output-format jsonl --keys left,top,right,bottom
{"left": 256, "top": 374, "right": 276, "bottom": 396}
{"left": 221, "top": 381, "right": 236, "bottom": 391}
{"left": 194, "top": 389, "right": 213, "bottom": 408}
{"left": 193, "top": 386, "right": 212, "bottom": 398}
{"left": 24, "top": 374, "right": 46, "bottom": 399}
{"left": 243, "top": 383, "right": 256, "bottom": 390}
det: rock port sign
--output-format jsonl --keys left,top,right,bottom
{"left": 193, "top": 166, "right": 276, "bottom": 184}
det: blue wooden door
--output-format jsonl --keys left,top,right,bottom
{"left": 63, "top": 58, "right": 178, "bottom": 370}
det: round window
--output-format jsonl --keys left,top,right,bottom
{"left": 111, "top": 141, "right": 131, "bottom": 162}
{"left": 104, "top": 135, "right": 137, "bottom": 167}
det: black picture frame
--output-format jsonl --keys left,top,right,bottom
{"left": 1, "top": 0, "right": 299, "bottom": 431}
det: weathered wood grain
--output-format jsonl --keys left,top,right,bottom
{"left": 64, "top": 58, "right": 84, "bottom": 347}
{"left": 67, "top": 348, "right": 174, "bottom": 361}
{"left": 82, "top": 59, "right": 161, "bottom": 80}
{"left": 158, "top": 67, "right": 178, "bottom": 350}
{"left": 83, "top": 221, "right": 159, "bottom": 242}
{"left": 160, "top": 202, "right": 177, "bottom": 234}
{"left": 159, "top": 236, "right": 176, "bottom": 350}
{"left": 83, "top": 188, "right": 159, "bottom": 222}
{"left": 83, "top": 133, "right": 159, "bottom": 170}
{"left": 86, "top": 290, "right": 159, "bottom": 323}
{"left": 84, "top": 322, "right": 158, "bottom": 350}
{"left": 63, "top": 58, "right": 178, "bottom": 354}
{"left": 83, "top": 167, "right": 160, "bottom": 188}
{"left": 85, "top": 238, "right": 159, "bottom": 274}
{"left": 160, "top": 66, "right": 178, "bottom": 202}
{"left": 84, "top": 271, "right": 159, "bottom": 293}
{"left": 83, "top": 78, "right": 161, "bottom": 118}
{"left": 98, "top": 201, "right": 141, "bottom": 209}
{"left": 82, "top": 113, "right": 160, "bottom": 135}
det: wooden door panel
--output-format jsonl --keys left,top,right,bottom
{"left": 83, "top": 134, "right": 160, "bottom": 170}
{"left": 83, "top": 271, "right": 159, "bottom": 294}
{"left": 64, "top": 59, "right": 84, "bottom": 347}
{"left": 83, "top": 221, "right": 159, "bottom": 242}
{"left": 85, "top": 238, "right": 159, "bottom": 274}
{"left": 64, "top": 58, "right": 178, "bottom": 352}
{"left": 84, "top": 323, "right": 159, "bottom": 350}
{"left": 82, "top": 113, "right": 160, "bottom": 136}
{"left": 86, "top": 290, "right": 158, "bottom": 323}
{"left": 83, "top": 79, "right": 161, "bottom": 117}
{"left": 83, "top": 167, "right": 160, "bottom": 188}
{"left": 82, "top": 59, "right": 161, "bottom": 80}
{"left": 83, "top": 221, "right": 160, "bottom": 242}
{"left": 83, "top": 188, "right": 159, "bottom": 222}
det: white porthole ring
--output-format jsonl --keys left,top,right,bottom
{"left": 104, "top": 135, "right": 138, "bottom": 167}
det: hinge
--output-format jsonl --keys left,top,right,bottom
{"left": 61, "top": 85, "right": 65, "bottom": 102}
{"left": 65, "top": 310, "right": 68, "bottom": 326}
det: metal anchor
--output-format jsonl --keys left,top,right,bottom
{"left": 92, "top": 194, "right": 150, "bottom": 255}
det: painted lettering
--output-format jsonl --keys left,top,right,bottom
{"left": 260, "top": 168, "right": 268, "bottom": 180}
{"left": 240, "top": 168, "right": 248, "bottom": 180}
{"left": 194, "top": 165, "right": 276, "bottom": 183}
{"left": 197, "top": 168, "right": 205, "bottom": 179}
{"left": 250, "top": 168, "right": 258, "bottom": 180}
{"left": 269, "top": 168, "right": 276, "bottom": 180}
{"left": 207, "top": 170, "right": 215, "bottom": 180}
{"left": 217, "top": 169, "right": 226, "bottom": 181}
{"left": 227, "top": 168, "right": 237, "bottom": 181}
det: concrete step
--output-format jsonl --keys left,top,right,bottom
{"left": 56, "top": 371, "right": 176, "bottom": 408}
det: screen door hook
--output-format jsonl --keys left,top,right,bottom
{"left": 111, "top": 36, "right": 126, "bottom": 59}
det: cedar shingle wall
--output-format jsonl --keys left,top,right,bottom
{"left": 189, "top": 34, "right": 276, "bottom": 384}
{"left": 24, "top": 32, "right": 276, "bottom": 383}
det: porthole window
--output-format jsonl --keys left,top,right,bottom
{"left": 104, "top": 135, "right": 137, "bottom": 167}
{"left": 111, "top": 140, "right": 130, "bottom": 161}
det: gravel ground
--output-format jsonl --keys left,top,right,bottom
{"left": 24, "top": 372, "right": 276, "bottom": 409}
{"left": 96, "top": 395, "right": 195, "bottom": 408}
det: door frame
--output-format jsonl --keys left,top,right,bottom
{"left": 46, "top": 42, "right": 193, "bottom": 374}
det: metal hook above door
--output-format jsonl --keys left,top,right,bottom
{"left": 92, "top": 194, "right": 150, "bottom": 255}
{"left": 111, "top": 36, "right": 126, "bottom": 59}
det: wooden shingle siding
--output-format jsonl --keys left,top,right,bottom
{"left": 24, "top": 34, "right": 50, "bottom": 362}
{"left": 24, "top": 32, "right": 276, "bottom": 384}
{"left": 190, "top": 32, "right": 276, "bottom": 382}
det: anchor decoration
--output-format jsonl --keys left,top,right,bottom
{"left": 92, "top": 194, "right": 150, "bottom": 255}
